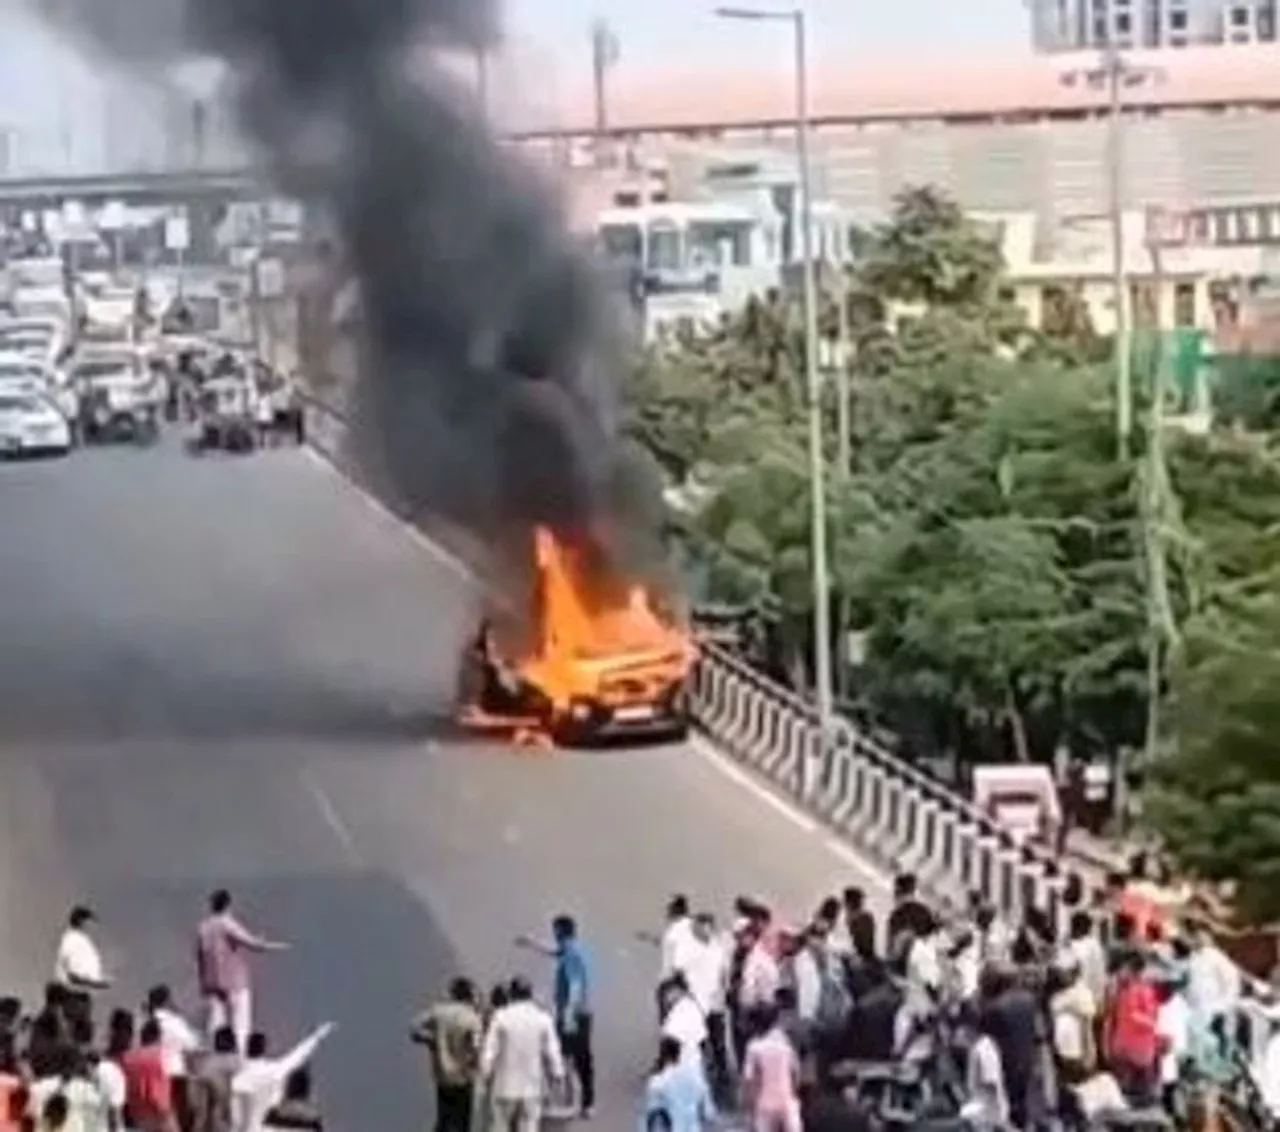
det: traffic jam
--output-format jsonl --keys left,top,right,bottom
{"left": 0, "top": 224, "right": 302, "bottom": 461}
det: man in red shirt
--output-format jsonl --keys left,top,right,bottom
{"left": 1104, "top": 952, "right": 1163, "bottom": 1106}
{"left": 120, "top": 1018, "right": 176, "bottom": 1132}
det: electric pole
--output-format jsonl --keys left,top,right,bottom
{"left": 591, "top": 19, "right": 619, "bottom": 142}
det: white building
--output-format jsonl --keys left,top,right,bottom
{"left": 590, "top": 152, "right": 855, "bottom": 340}
{"left": 1028, "top": 0, "right": 1279, "bottom": 51}
{"left": 992, "top": 202, "right": 1280, "bottom": 334}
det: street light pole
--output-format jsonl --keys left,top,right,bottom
{"left": 715, "top": 6, "right": 833, "bottom": 787}
{"left": 1104, "top": 42, "right": 1132, "bottom": 462}
{"left": 1061, "top": 44, "right": 1163, "bottom": 462}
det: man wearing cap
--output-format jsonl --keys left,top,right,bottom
{"left": 53, "top": 905, "right": 110, "bottom": 1031}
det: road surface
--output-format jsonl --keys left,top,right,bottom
{"left": 0, "top": 436, "right": 892, "bottom": 1131}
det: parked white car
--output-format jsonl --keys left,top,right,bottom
{"left": 0, "top": 352, "right": 77, "bottom": 422}
{"left": 0, "top": 316, "right": 70, "bottom": 368}
{"left": 0, "top": 392, "right": 73, "bottom": 457}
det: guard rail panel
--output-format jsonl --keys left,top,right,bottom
{"left": 299, "top": 393, "right": 1274, "bottom": 1073}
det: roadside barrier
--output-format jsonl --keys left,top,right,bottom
{"left": 300, "top": 391, "right": 1277, "bottom": 1070}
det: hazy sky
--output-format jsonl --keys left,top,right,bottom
{"left": 509, "top": 0, "right": 1026, "bottom": 69}
{"left": 0, "top": 0, "right": 1028, "bottom": 175}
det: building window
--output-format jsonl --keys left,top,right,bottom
{"left": 1174, "top": 282, "right": 1197, "bottom": 327}
{"left": 1115, "top": 11, "right": 1132, "bottom": 33}
{"left": 1230, "top": 4, "right": 1249, "bottom": 24}
{"left": 646, "top": 223, "right": 682, "bottom": 272}
{"left": 1170, "top": 8, "right": 1187, "bottom": 28}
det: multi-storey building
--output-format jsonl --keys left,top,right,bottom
{"left": 1027, "top": 0, "right": 1278, "bottom": 51}
{"left": 520, "top": 42, "right": 1280, "bottom": 225}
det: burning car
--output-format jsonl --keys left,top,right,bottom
{"left": 457, "top": 527, "right": 695, "bottom": 746}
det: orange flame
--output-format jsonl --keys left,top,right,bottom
{"left": 516, "top": 526, "right": 694, "bottom": 711}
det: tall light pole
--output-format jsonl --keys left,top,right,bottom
{"left": 1060, "top": 43, "right": 1163, "bottom": 461}
{"left": 716, "top": 5, "right": 833, "bottom": 780}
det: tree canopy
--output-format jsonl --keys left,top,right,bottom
{"left": 620, "top": 184, "right": 1280, "bottom": 918}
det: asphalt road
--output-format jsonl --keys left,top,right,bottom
{"left": 0, "top": 434, "right": 893, "bottom": 1131}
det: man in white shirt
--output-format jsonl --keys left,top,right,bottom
{"left": 230, "top": 1022, "right": 334, "bottom": 1132}
{"left": 1156, "top": 978, "right": 1190, "bottom": 1106}
{"left": 659, "top": 896, "right": 696, "bottom": 1008}
{"left": 676, "top": 914, "right": 729, "bottom": 1098}
{"left": 91, "top": 1049, "right": 126, "bottom": 1132}
{"left": 665, "top": 901, "right": 696, "bottom": 983}
{"left": 898, "top": 914, "right": 943, "bottom": 1064}
{"left": 1186, "top": 921, "right": 1241, "bottom": 1027}
{"left": 660, "top": 972, "right": 708, "bottom": 1074}
{"left": 54, "top": 905, "right": 110, "bottom": 1029}
{"left": 905, "top": 927, "right": 943, "bottom": 1001}
{"left": 963, "top": 1019, "right": 1010, "bottom": 1132}
{"left": 480, "top": 977, "right": 564, "bottom": 1132}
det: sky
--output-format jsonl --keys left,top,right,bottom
{"left": 0, "top": 0, "right": 1029, "bottom": 176}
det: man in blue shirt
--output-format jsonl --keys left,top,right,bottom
{"left": 527, "top": 914, "right": 595, "bottom": 1119}
{"left": 553, "top": 915, "right": 594, "bottom": 1117}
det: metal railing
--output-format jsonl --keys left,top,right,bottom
{"left": 298, "top": 391, "right": 1278, "bottom": 1075}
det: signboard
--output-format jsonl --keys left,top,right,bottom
{"left": 164, "top": 215, "right": 190, "bottom": 252}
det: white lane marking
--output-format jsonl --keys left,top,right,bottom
{"left": 689, "top": 734, "right": 893, "bottom": 894}
{"left": 689, "top": 734, "right": 818, "bottom": 833}
{"left": 302, "top": 770, "right": 362, "bottom": 865}
{"left": 298, "top": 446, "right": 471, "bottom": 579}
{"left": 298, "top": 438, "right": 891, "bottom": 891}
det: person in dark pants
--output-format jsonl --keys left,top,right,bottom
{"left": 411, "top": 978, "right": 481, "bottom": 1132}
{"left": 551, "top": 916, "right": 595, "bottom": 1119}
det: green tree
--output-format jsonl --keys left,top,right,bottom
{"left": 623, "top": 184, "right": 1149, "bottom": 767}
{"left": 1144, "top": 433, "right": 1280, "bottom": 919}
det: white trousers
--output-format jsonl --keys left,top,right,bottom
{"left": 204, "top": 988, "right": 253, "bottom": 1053}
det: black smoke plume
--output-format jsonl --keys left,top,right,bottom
{"left": 26, "top": 0, "right": 655, "bottom": 596}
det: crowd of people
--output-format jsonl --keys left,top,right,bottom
{"left": 0, "top": 892, "right": 333, "bottom": 1132}
{"left": 415, "top": 861, "right": 1280, "bottom": 1132}
{"left": 644, "top": 865, "right": 1280, "bottom": 1132}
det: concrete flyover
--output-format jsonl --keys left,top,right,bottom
{"left": 0, "top": 167, "right": 262, "bottom": 208}
{"left": 0, "top": 434, "right": 893, "bottom": 1131}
